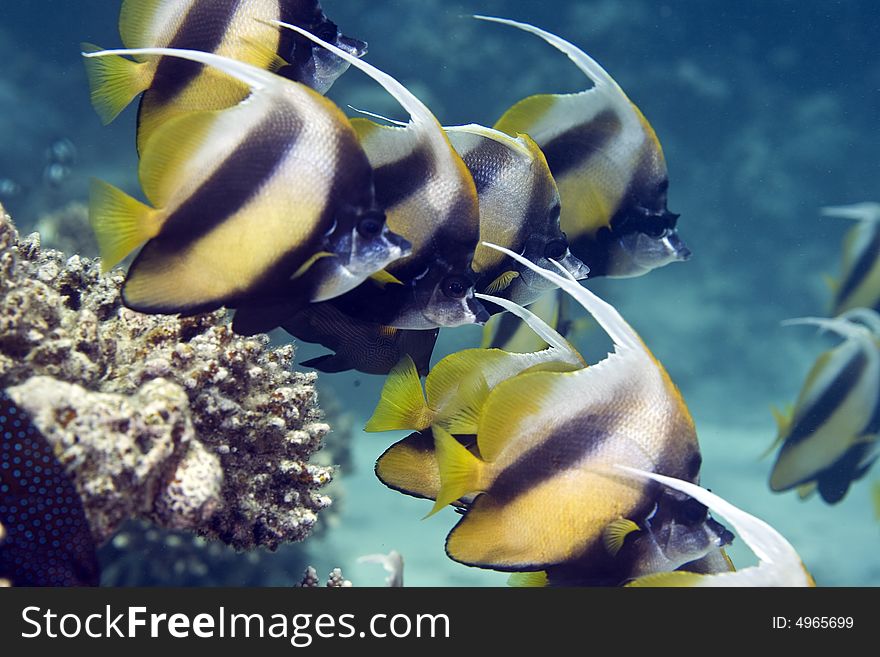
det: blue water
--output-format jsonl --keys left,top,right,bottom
{"left": 1, "top": 1, "right": 878, "bottom": 586}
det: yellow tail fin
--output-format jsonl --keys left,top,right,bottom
{"left": 507, "top": 571, "right": 549, "bottom": 587}
{"left": 89, "top": 179, "right": 157, "bottom": 271}
{"left": 365, "top": 355, "right": 432, "bottom": 432}
{"left": 428, "top": 427, "right": 485, "bottom": 517}
{"left": 81, "top": 43, "right": 150, "bottom": 124}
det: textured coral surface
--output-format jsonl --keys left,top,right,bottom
{"left": 0, "top": 205, "right": 333, "bottom": 550}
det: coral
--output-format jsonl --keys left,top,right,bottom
{"left": 296, "top": 566, "right": 352, "bottom": 588}
{"left": 0, "top": 205, "right": 335, "bottom": 550}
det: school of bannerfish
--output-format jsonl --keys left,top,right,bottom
{"left": 60, "top": 0, "right": 850, "bottom": 587}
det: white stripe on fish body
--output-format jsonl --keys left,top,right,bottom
{"left": 120, "top": 0, "right": 194, "bottom": 50}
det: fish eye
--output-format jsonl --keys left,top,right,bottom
{"left": 315, "top": 22, "right": 339, "bottom": 41}
{"left": 442, "top": 276, "right": 469, "bottom": 299}
{"left": 544, "top": 239, "right": 568, "bottom": 260}
{"left": 357, "top": 212, "right": 385, "bottom": 238}
{"left": 643, "top": 224, "right": 667, "bottom": 239}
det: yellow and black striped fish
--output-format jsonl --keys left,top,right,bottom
{"left": 83, "top": 0, "right": 365, "bottom": 152}
{"left": 86, "top": 47, "right": 409, "bottom": 315}
{"left": 769, "top": 310, "right": 880, "bottom": 504}
{"left": 822, "top": 203, "right": 880, "bottom": 315}
{"left": 429, "top": 244, "right": 703, "bottom": 571}
{"left": 446, "top": 124, "right": 589, "bottom": 306}
{"left": 281, "top": 303, "right": 438, "bottom": 376}
{"left": 485, "top": 17, "right": 690, "bottom": 278}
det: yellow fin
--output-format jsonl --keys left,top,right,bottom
{"left": 494, "top": 93, "right": 558, "bottom": 136}
{"left": 822, "top": 273, "right": 839, "bottom": 294}
{"left": 378, "top": 325, "right": 399, "bottom": 338}
{"left": 507, "top": 571, "right": 549, "bottom": 587}
{"left": 442, "top": 374, "right": 491, "bottom": 436}
{"left": 365, "top": 356, "right": 432, "bottom": 432}
{"left": 375, "top": 432, "right": 441, "bottom": 501}
{"left": 797, "top": 482, "right": 817, "bottom": 500}
{"left": 370, "top": 269, "right": 405, "bottom": 287}
{"left": 81, "top": 43, "right": 151, "bottom": 124}
{"left": 118, "top": 0, "right": 167, "bottom": 49}
{"left": 603, "top": 518, "right": 640, "bottom": 557}
{"left": 290, "top": 251, "right": 335, "bottom": 280}
{"left": 89, "top": 178, "right": 158, "bottom": 271}
{"left": 138, "top": 109, "right": 220, "bottom": 207}
{"left": 625, "top": 571, "right": 707, "bottom": 587}
{"left": 428, "top": 426, "right": 485, "bottom": 517}
{"left": 483, "top": 270, "right": 520, "bottom": 294}
{"left": 241, "top": 35, "right": 290, "bottom": 72}
{"left": 872, "top": 482, "right": 880, "bottom": 521}
{"left": 760, "top": 405, "right": 793, "bottom": 459}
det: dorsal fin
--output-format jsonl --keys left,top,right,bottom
{"left": 444, "top": 123, "right": 534, "bottom": 160}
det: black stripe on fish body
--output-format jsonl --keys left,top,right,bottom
{"left": 372, "top": 145, "right": 435, "bottom": 212}
{"left": 150, "top": 109, "right": 301, "bottom": 250}
{"left": 276, "top": 0, "right": 323, "bottom": 70}
{"left": 487, "top": 412, "right": 625, "bottom": 505}
{"left": 784, "top": 348, "right": 868, "bottom": 448}
{"left": 150, "top": 0, "right": 242, "bottom": 105}
{"left": 0, "top": 391, "right": 100, "bottom": 586}
{"left": 816, "top": 441, "right": 876, "bottom": 504}
{"left": 837, "top": 223, "right": 880, "bottom": 308}
{"left": 487, "top": 309, "right": 529, "bottom": 347}
{"left": 539, "top": 109, "right": 622, "bottom": 180}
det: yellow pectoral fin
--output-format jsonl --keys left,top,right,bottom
{"left": 290, "top": 251, "right": 336, "bottom": 280}
{"left": 603, "top": 518, "right": 640, "bottom": 557}
{"left": 483, "top": 270, "right": 520, "bottom": 295}
{"left": 371, "top": 269, "right": 405, "bottom": 287}
{"left": 82, "top": 43, "right": 151, "bottom": 124}
{"left": 507, "top": 571, "right": 549, "bottom": 588}
{"left": 365, "top": 355, "right": 432, "bottom": 432}
{"left": 89, "top": 178, "right": 159, "bottom": 271}
{"left": 428, "top": 426, "right": 485, "bottom": 517}
{"left": 239, "top": 36, "right": 290, "bottom": 72}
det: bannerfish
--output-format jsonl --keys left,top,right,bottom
{"left": 0, "top": 391, "right": 100, "bottom": 586}
{"left": 83, "top": 0, "right": 365, "bottom": 152}
{"left": 822, "top": 203, "right": 880, "bottom": 315}
{"left": 366, "top": 291, "right": 584, "bottom": 436}
{"left": 622, "top": 468, "right": 814, "bottom": 587}
{"left": 481, "top": 289, "right": 563, "bottom": 354}
{"left": 769, "top": 310, "right": 880, "bottom": 504}
{"left": 445, "top": 124, "right": 589, "bottom": 306}
{"left": 430, "top": 244, "right": 703, "bottom": 571}
{"left": 485, "top": 16, "right": 690, "bottom": 278}
{"left": 281, "top": 302, "right": 438, "bottom": 376}
{"left": 234, "top": 22, "right": 488, "bottom": 333}
{"left": 85, "top": 47, "right": 409, "bottom": 316}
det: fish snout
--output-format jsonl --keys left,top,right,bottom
{"left": 666, "top": 230, "right": 692, "bottom": 262}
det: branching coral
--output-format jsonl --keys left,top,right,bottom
{"left": 0, "top": 205, "right": 335, "bottom": 550}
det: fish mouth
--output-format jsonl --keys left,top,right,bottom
{"left": 338, "top": 34, "right": 368, "bottom": 58}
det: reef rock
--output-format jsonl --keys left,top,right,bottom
{"left": 0, "top": 205, "right": 333, "bottom": 550}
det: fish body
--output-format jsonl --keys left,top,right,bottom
{"left": 422, "top": 245, "right": 703, "bottom": 571}
{"left": 366, "top": 292, "right": 584, "bottom": 436}
{"left": 486, "top": 17, "right": 690, "bottom": 278}
{"left": 446, "top": 125, "right": 589, "bottom": 306}
{"left": 623, "top": 468, "right": 814, "bottom": 587}
{"left": 282, "top": 302, "right": 438, "bottom": 376}
{"left": 87, "top": 47, "right": 409, "bottom": 316}
{"left": 823, "top": 203, "right": 880, "bottom": 315}
{"left": 769, "top": 312, "right": 880, "bottom": 504}
{"left": 0, "top": 391, "right": 100, "bottom": 586}
{"left": 84, "top": 0, "right": 364, "bottom": 151}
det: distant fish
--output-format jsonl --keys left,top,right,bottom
{"left": 769, "top": 310, "right": 880, "bottom": 504}
{"left": 366, "top": 291, "right": 584, "bottom": 436}
{"left": 282, "top": 303, "right": 438, "bottom": 376}
{"left": 481, "top": 289, "right": 563, "bottom": 354}
{"left": 822, "top": 203, "right": 880, "bottom": 315}
{"left": 621, "top": 467, "right": 814, "bottom": 586}
{"left": 446, "top": 124, "right": 589, "bottom": 306}
{"left": 85, "top": 47, "right": 409, "bottom": 316}
{"left": 0, "top": 390, "right": 100, "bottom": 586}
{"left": 486, "top": 17, "right": 690, "bottom": 278}
{"left": 427, "top": 244, "right": 704, "bottom": 572}
{"left": 83, "top": 0, "right": 365, "bottom": 152}
{"left": 234, "top": 22, "right": 488, "bottom": 333}
{"left": 357, "top": 550, "right": 404, "bottom": 587}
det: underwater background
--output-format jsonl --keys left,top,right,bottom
{"left": 0, "top": 0, "right": 877, "bottom": 586}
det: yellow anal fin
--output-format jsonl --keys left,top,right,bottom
{"left": 507, "top": 571, "right": 549, "bottom": 587}
{"left": 796, "top": 482, "right": 817, "bottom": 500}
{"left": 428, "top": 426, "right": 485, "bottom": 517}
{"left": 81, "top": 43, "right": 150, "bottom": 124}
{"left": 375, "top": 432, "right": 441, "bottom": 501}
{"left": 625, "top": 570, "right": 707, "bottom": 587}
{"left": 483, "top": 270, "right": 519, "bottom": 294}
{"left": 603, "top": 518, "right": 640, "bottom": 557}
{"left": 89, "top": 178, "right": 158, "bottom": 271}
{"left": 365, "top": 355, "right": 432, "bottom": 432}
